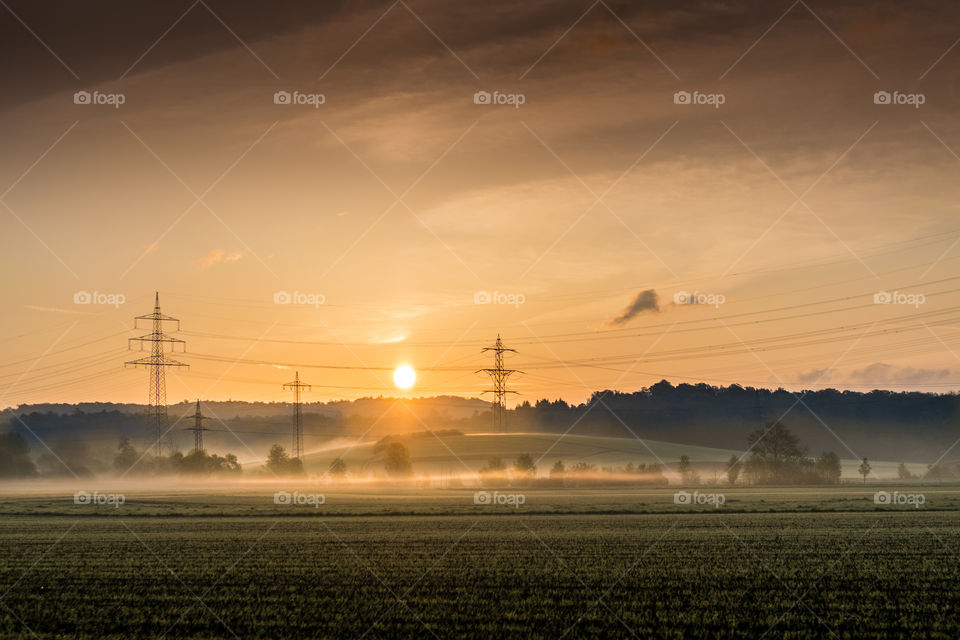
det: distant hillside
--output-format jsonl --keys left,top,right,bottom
{"left": 4, "top": 381, "right": 960, "bottom": 463}
{"left": 298, "top": 432, "right": 925, "bottom": 481}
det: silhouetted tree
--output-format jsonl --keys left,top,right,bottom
{"left": 513, "top": 453, "right": 536, "bottom": 478}
{"left": 858, "top": 458, "right": 872, "bottom": 484}
{"left": 384, "top": 442, "right": 412, "bottom": 476}
{"left": 113, "top": 437, "right": 138, "bottom": 473}
{"left": 745, "top": 422, "right": 807, "bottom": 484}
{"left": 329, "top": 457, "right": 347, "bottom": 477}
{"left": 0, "top": 432, "right": 36, "bottom": 478}
{"left": 815, "top": 451, "right": 842, "bottom": 484}
{"left": 726, "top": 455, "right": 743, "bottom": 485}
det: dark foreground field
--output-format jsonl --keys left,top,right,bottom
{"left": 0, "top": 499, "right": 958, "bottom": 638}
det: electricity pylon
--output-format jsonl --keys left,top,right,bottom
{"left": 126, "top": 292, "right": 187, "bottom": 456}
{"left": 283, "top": 371, "right": 311, "bottom": 459}
{"left": 184, "top": 399, "right": 211, "bottom": 453}
{"left": 478, "top": 335, "right": 520, "bottom": 430}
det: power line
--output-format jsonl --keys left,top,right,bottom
{"left": 183, "top": 399, "right": 212, "bottom": 453}
{"left": 283, "top": 371, "right": 311, "bottom": 459}
{"left": 478, "top": 335, "right": 521, "bottom": 430}
{"left": 125, "top": 293, "right": 187, "bottom": 456}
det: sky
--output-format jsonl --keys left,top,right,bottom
{"left": 2, "top": 0, "right": 960, "bottom": 408}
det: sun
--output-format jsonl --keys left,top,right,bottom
{"left": 393, "top": 365, "right": 416, "bottom": 389}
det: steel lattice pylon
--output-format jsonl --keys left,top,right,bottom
{"left": 478, "top": 335, "right": 521, "bottom": 430}
{"left": 125, "top": 293, "right": 187, "bottom": 456}
{"left": 184, "top": 399, "right": 211, "bottom": 453}
{"left": 283, "top": 371, "right": 311, "bottom": 459}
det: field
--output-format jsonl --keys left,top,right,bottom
{"left": 1, "top": 487, "right": 959, "bottom": 638}
{"left": 297, "top": 432, "right": 929, "bottom": 480}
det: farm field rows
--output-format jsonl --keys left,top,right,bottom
{"left": 0, "top": 509, "right": 958, "bottom": 638}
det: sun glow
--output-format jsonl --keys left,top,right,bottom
{"left": 393, "top": 365, "right": 416, "bottom": 389}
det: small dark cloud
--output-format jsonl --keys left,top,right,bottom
{"left": 609, "top": 289, "right": 659, "bottom": 326}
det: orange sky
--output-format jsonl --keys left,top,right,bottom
{"left": 2, "top": 0, "right": 960, "bottom": 407}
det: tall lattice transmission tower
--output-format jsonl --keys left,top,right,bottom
{"left": 283, "top": 371, "right": 311, "bottom": 459}
{"left": 478, "top": 335, "right": 520, "bottom": 430}
{"left": 126, "top": 293, "right": 187, "bottom": 456}
{"left": 183, "top": 399, "right": 211, "bottom": 453}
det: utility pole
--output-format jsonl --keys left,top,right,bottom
{"left": 126, "top": 292, "right": 187, "bottom": 456}
{"left": 184, "top": 399, "right": 211, "bottom": 453}
{"left": 478, "top": 334, "right": 520, "bottom": 431}
{"left": 283, "top": 371, "right": 311, "bottom": 460}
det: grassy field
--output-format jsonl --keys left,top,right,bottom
{"left": 296, "top": 432, "right": 929, "bottom": 480}
{"left": 0, "top": 487, "right": 958, "bottom": 638}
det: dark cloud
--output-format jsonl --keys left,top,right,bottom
{"left": 609, "top": 289, "right": 659, "bottom": 326}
